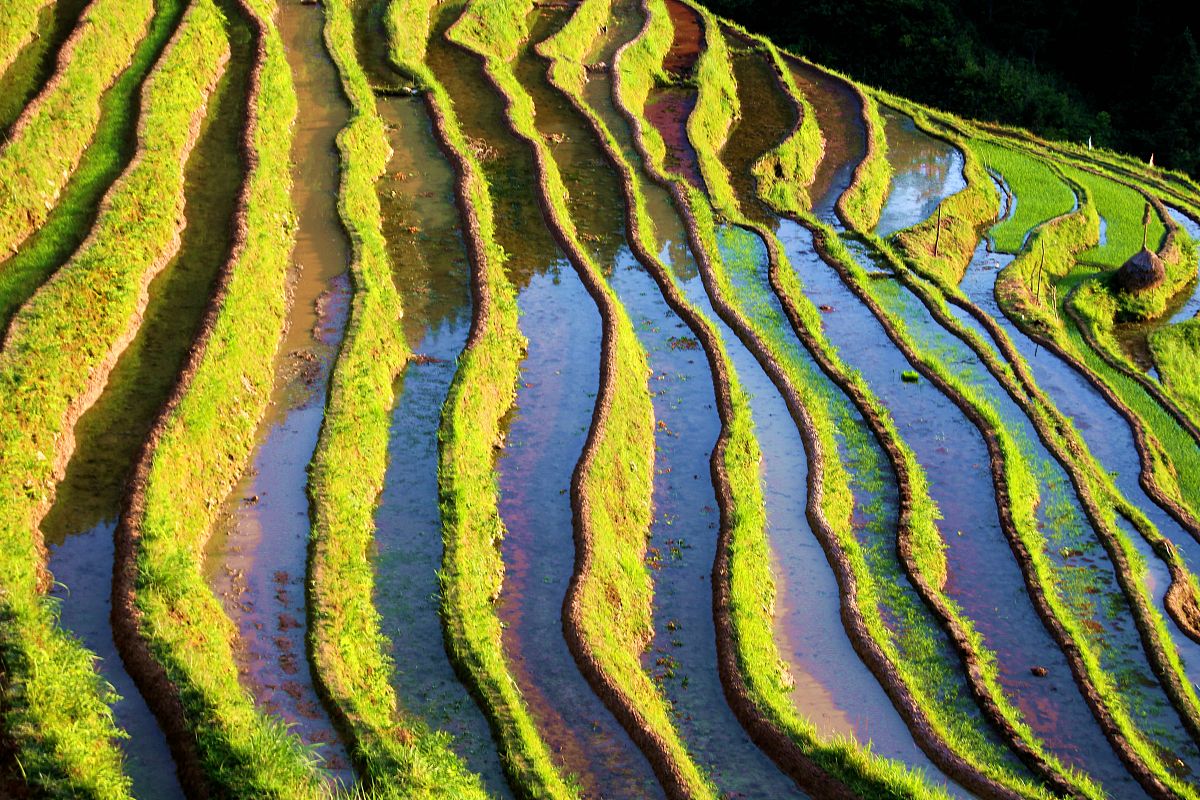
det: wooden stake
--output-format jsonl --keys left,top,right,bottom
{"left": 933, "top": 205, "right": 943, "bottom": 257}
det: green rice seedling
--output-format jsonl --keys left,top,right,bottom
{"left": 973, "top": 140, "right": 1076, "bottom": 254}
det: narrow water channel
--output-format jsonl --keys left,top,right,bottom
{"left": 0, "top": 0, "right": 90, "bottom": 135}
{"left": 430, "top": 4, "right": 660, "bottom": 796}
{"left": 347, "top": 1, "right": 512, "bottom": 795}
{"left": 39, "top": 3, "right": 257, "bottom": 798}
{"left": 523, "top": 9, "right": 805, "bottom": 795}
{"left": 203, "top": 0, "right": 353, "bottom": 783}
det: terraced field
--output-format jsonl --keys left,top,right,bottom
{"left": 3, "top": 0, "right": 1200, "bottom": 797}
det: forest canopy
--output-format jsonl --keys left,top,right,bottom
{"left": 699, "top": 0, "right": 1200, "bottom": 176}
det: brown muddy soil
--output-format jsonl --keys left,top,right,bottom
{"left": 784, "top": 57, "right": 866, "bottom": 214}
{"left": 662, "top": 0, "right": 701, "bottom": 77}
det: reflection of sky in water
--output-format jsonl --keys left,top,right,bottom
{"left": 876, "top": 110, "right": 967, "bottom": 237}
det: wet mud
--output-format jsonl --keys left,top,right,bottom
{"left": 784, "top": 57, "right": 866, "bottom": 218}
{"left": 203, "top": 0, "right": 356, "bottom": 783}
{"left": 644, "top": 0, "right": 705, "bottom": 190}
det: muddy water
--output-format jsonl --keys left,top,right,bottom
{"left": 959, "top": 239, "right": 1200, "bottom": 687}
{"left": 202, "top": 0, "right": 353, "bottom": 783}
{"left": 644, "top": 0, "right": 704, "bottom": 190}
{"left": 345, "top": 2, "right": 512, "bottom": 794}
{"left": 429, "top": 5, "right": 659, "bottom": 796}
{"left": 785, "top": 58, "right": 866, "bottom": 219}
{"left": 38, "top": 3, "right": 259, "bottom": 798}
{"left": 0, "top": 0, "right": 186, "bottom": 335}
{"left": 876, "top": 108, "right": 967, "bottom": 238}
{"left": 520, "top": 11, "right": 804, "bottom": 795}
{"left": 785, "top": 221, "right": 1146, "bottom": 794}
{"left": 0, "top": 0, "right": 90, "bottom": 135}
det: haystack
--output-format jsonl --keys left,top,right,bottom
{"left": 1115, "top": 247, "right": 1165, "bottom": 293}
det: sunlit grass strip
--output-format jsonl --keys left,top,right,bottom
{"left": 0, "top": 0, "right": 153, "bottom": 261}
{"left": 384, "top": 2, "right": 555, "bottom": 796}
{"left": 306, "top": 1, "right": 490, "bottom": 795}
{"left": 841, "top": 134, "right": 1200, "bottom": 797}
{"left": 754, "top": 67, "right": 1104, "bottom": 800}
{"left": 836, "top": 84, "right": 891, "bottom": 232}
{"left": 113, "top": 0, "right": 334, "bottom": 795}
{"left": 696, "top": 23, "right": 1073, "bottom": 800}
{"left": 0, "top": 0, "right": 50, "bottom": 76}
{"left": 454, "top": 3, "right": 718, "bottom": 797}
{"left": 744, "top": 38, "right": 823, "bottom": 214}
{"left": 0, "top": 0, "right": 187, "bottom": 337}
{"left": 549, "top": 17, "right": 785, "bottom": 800}
{"left": 973, "top": 141, "right": 1076, "bottom": 254}
{"left": 616, "top": 3, "right": 950, "bottom": 796}
{"left": 0, "top": 1, "right": 230, "bottom": 795}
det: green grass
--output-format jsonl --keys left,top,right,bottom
{"left": 306, "top": 1, "right": 490, "bottom": 796}
{"left": 455, "top": 2, "right": 720, "bottom": 796}
{"left": 836, "top": 90, "right": 891, "bottom": 232}
{"left": 0, "top": 0, "right": 154, "bottom": 259}
{"left": 0, "top": 1, "right": 232, "bottom": 796}
{"left": 124, "top": 0, "right": 337, "bottom": 795}
{"left": 0, "top": 0, "right": 187, "bottom": 336}
{"left": 1062, "top": 163, "right": 1167, "bottom": 268}
{"left": 0, "top": 0, "right": 49, "bottom": 76}
{"left": 1150, "top": 318, "right": 1200, "bottom": 424}
{"left": 973, "top": 140, "right": 1076, "bottom": 254}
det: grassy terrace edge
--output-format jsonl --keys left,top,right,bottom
{"left": 0, "top": 1, "right": 230, "bottom": 795}
{"left": 743, "top": 37, "right": 1104, "bottom": 800}
{"left": 449, "top": 2, "right": 720, "bottom": 797}
{"left": 110, "top": 0, "right": 334, "bottom": 795}
{"left": 613, "top": 1, "right": 962, "bottom": 796}
{"left": 833, "top": 92, "right": 1200, "bottom": 800}
{"left": 536, "top": 1, "right": 791, "bottom": 796}
{"left": 383, "top": 1, "right": 562, "bottom": 797}
{"left": 0, "top": 0, "right": 154, "bottom": 261}
{"left": 306, "top": 0, "right": 492, "bottom": 795}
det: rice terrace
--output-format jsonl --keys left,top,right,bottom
{"left": 3, "top": 0, "right": 1200, "bottom": 796}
